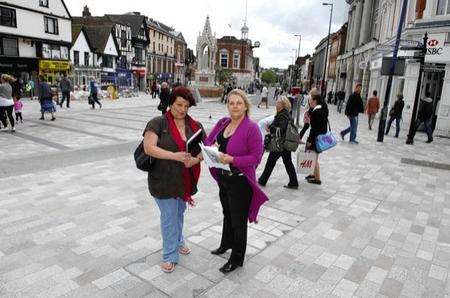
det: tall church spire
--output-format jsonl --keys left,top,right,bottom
{"left": 203, "top": 16, "right": 212, "bottom": 36}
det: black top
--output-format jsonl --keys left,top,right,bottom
{"left": 307, "top": 106, "right": 329, "bottom": 152}
{"left": 418, "top": 98, "right": 433, "bottom": 120}
{"left": 159, "top": 89, "right": 170, "bottom": 110}
{"left": 269, "top": 108, "right": 291, "bottom": 136}
{"left": 217, "top": 129, "right": 240, "bottom": 174}
{"left": 390, "top": 99, "right": 405, "bottom": 118}
{"left": 345, "top": 92, "right": 364, "bottom": 117}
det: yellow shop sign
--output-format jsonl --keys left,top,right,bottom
{"left": 39, "top": 60, "right": 71, "bottom": 71}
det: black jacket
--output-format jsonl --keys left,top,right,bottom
{"left": 269, "top": 108, "right": 291, "bottom": 136}
{"left": 345, "top": 92, "right": 364, "bottom": 117}
{"left": 390, "top": 99, "right": 404, "bottom": 118}
{"left": 418, "top": 98, "right": 433, "bottom": 121}
{"left": 159, "top": 88, "right": 170, "bottom": 110}
{"left": 307, "top": 105, "right": 329, "bottom": 151}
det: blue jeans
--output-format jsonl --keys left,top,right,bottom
{"left": 154, "top": 197, "right": 186, "bottom": 263}
{"left": 386, "top": 116, "right": 401, "bottom": 137}
{"left": 341, "top": 116, "right": 358, "bottom": 142}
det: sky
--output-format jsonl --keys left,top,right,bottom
{"left": 64, "top": 0, "right": 349, "bottom": 69}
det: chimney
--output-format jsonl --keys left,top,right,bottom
{"left": 82, "top": 6, "right": 91, "bottom": 17}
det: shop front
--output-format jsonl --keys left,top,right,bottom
{"left": 116, "top": 67, "right": 133, "bottom": 91}
{"left": 100, "top": 70, "right": 117, "bottom": 89}
{"left": 156, "top": 72, "right": 173, "bottom": 84}
{"left": 73, "top": 66, "right": 101, "bottom": 89}
{"left": 132, "top": 67, "right": 146, "bottom": 91}
{"left": 39, "top": 59, "right": 71, "bottom": 84}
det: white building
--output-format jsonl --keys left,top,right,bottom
{"left": 0, "top": 0, "right": 72, "bottom": 84}
{"left": 368, "top": 0, "right": 450, "bottom": 137}
{"left": 70, "top": 25, "right": 100, "bottom": 88}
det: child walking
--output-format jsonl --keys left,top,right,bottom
{"left": 14, "top": 97, "right": 23, "bottom": 123}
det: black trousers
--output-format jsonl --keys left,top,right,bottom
{"left": 15, "top": 112, "right": 23, "bottom": 122}
{"left": 91, "top": 92, "right": 102, "bottom": 108}
{"left": 60, "top": 91, "right": 70, "bottom": 107}
{"left": 0, "top": 105, "right": 14, "bottom": 128}
{"left": 259, "top": 149, "right": 298, "bottom": 186}
{"left": 218, "top": 173, "right": 253, "bottom": 266}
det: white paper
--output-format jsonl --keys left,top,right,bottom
{"left": 199, "top": 143, "right": 230, "bottom": 171}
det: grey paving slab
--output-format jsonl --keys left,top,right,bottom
{"left": 1, "top": 95, "right": 450, "bottom": 297}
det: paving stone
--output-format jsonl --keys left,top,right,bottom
{"left": 379, "top": 278, "right": 404, "bottom": 297}
{"left": 332, "top": 278, "right": 359, "bottom": 297}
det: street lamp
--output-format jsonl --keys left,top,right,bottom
{"left": 321, "top": 2, "right": 333, "bottom": 98}
{"left": 294, "top": 34, "right": 301, "bottom": 58}
{"left": 250, "top": 41, "right": 261, "bottom": 49}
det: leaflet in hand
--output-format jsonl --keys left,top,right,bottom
{"left": 186, "top": 129, "right": 202, "bottom": 155}
{"left": 199, "top": 143, "right": 230, "bottom": 171}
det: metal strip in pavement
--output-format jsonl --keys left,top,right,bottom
{"left": 0, "top": 141, "right": 139, "bottom": 178}
{"left": 401, "top": 158, "right": 450, "bottom": 171}
{"left": 28, "top": 120, "right": 124, "bottom": 142}
{"left": 59, "top": 116, "right": 142, "bottom": 131}
{"left": 10, "top": 131, "right": 70, "bottom": 151}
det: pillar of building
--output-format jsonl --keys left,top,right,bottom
{"left": 359, "top": 0, "right": 374, "bottom": 46}
{"left": 346, "top": 9, "right": 354, "bottom": 52}
{"left": 352, "top": 0, "right": 364, "bottom": 49}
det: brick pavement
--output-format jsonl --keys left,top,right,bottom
{"left": 0, "top": 95, "right": 449, "bottom": 297}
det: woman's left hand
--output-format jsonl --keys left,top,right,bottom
{"left": 219, "top": 153, "right": 234, "bottom": 164}
{"left": 184, "top": 157, "right": 199, "bottom": 168}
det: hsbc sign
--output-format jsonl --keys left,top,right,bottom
{"left": 425, "top": 33, "right": 450, "bottom": 63}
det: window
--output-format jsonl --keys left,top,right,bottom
{"left": 84, "top": 52, "right": 89, "bottom": 66}
{"left": 436, "top": 0, "right": 450, "bottom": 15}
{"left": 134, "top": 47, "right": 143, "bottom": 62}
{"left": 139, "top": 27, "right": 145, "bottom": 37}
{"left": 102, "top": 55, "right": 114, "bottom": 68}
{"left": 121, "top": 38, "right": 127, "bottom": 49}
{"left": 152, "top": 42, "right": 155, "bottom": 51}
{"left": 44, "top": 17, "right": 58, "bottom": 34}
{"left": 51, "top": 44, "right": 60, "bottom": 59}
{"left": 39, "top": 0, "right": 49, "bottom": 7}
{"left": 0, "top": 7, "right": 16, "bottom": 27}
{"left": 1, "top": 37, "right": 18, "bottom": 56}
{"left": 220, "top": 52, "right": 228, "bottom": 68}
{"left": 60, "top": 46, "right": 68, "bottom": 59}
{"left": 166, "top": 45, "right": 168, "bottom": 53}
{"left": 233, "top": 52, "right": 240, "bottom": 68}
{"left": 74, "top": 51, "right": 79, "bottom": 66}
{"left": 153, "top": 31, "right": 155, "bottom": 37}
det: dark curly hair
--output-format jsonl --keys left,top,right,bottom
{"left": 169, "top": 86, "right": 196, "bottom": 107}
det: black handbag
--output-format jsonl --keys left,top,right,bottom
{"left": 264, "top": 128, "right": 284, "bottom": 152}
{"left": 134, "top": 141, "right": 154, "bottom": 172}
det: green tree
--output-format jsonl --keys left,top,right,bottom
{"left": 261, "top": 70, "right": 277, "bottom": 85}
{"left": 216, "top": 68, "right": 233, "bottom": 85}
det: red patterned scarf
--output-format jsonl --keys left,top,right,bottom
{"left": 165, "top": 111, "right": 201, "bottom": 206}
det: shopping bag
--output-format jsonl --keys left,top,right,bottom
{"left": 296, "top": 150, "right": 317, "bottom": 175}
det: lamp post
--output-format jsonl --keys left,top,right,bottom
{"left": 321, "top": 2, "right": 333, "bottom": 99}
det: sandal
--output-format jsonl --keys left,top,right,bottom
{"left": 305, "top": 175, "right": 315, "bottom": 180}
{"left": 179, "top": 246, "right": 191, "bottom": 255}
{"left": 160, "top": 262, "right": 175, "bottom": 273}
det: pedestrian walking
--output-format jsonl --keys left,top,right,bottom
{"left": 205, "top": 89, "right": 267, "bottom": 274}
{"left": 158, "top": 82, "right": 170, "bottom": 115}
{"left": 258, "top": 96, "right": 299, "bottom": 189}
{"left": 143, "top": 86, "right": 205, "bottom": 273}
{"left": 59, "top": 74, "right": 72, "bottom": 108}
{"left": 385, "top": 94, "right": 405, "bottom": 138}
{"left": 257, "top": 85, "right": 269, "bottom": 109}
{"left": 38, "top": 75, "right": 56, "bottom": 121}
{"left": 409, "top": 92, "right": 434, "bottom": 143}
{"left": 0, "top": 74, "right": 16, "bottom": 132}
{"left": 89, "top": 77, "right": 102, "bottom": 109}
{"left": 299, "top": 106, "right": 313, "bottom": 143}
{"left": 305, "top": 88, "right": 329, "bottom": 185}
{"left": 336, "top": 90, "right": 345, "bottom": 113}
{"left": 14, "top": 97, "right": 23, "bottom": 123}
{"left": 327, "top": 90, "right": 333, "bottom": 104}
{"left": 151, "top": 81, "right": 157, "bottom": 98}
{"left": 340, "top": 83, "right": 364, "bottom": 144}
{"left": 365, "top": 90, "right": 380, "bottom": 130}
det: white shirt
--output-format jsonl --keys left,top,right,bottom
{"left": 258, "top": 115, "right": 275, "bottom": 137}
{"left": 262, "top": 87, "right": 268, "bottom": 97}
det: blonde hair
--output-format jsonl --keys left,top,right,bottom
{"left": 277, "top": 96, "right": 292, "bottom": 111}
{"left": 161, "top": 82, "right": 168, "bottom": 89}
{"left": 227, "top": 89, "right": 251, "bottom": 116}
{"left": 1, "top": 74, "right": 16, "bottom": 83}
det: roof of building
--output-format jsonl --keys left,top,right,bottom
{"left": 83, "top": 25, "right": 117, "bottom": 54}
{"left": 147, "top": 18, "right": 174, "bottom": 34}
{"left": 217, "top": 36, "right": 248, "bottom": 45}
{"left": 105, "top": 14, "right": 147, "bottom": 37}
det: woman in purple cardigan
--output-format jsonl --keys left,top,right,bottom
{"left": 204, "top": 89, "right": 268, "bottom": 274}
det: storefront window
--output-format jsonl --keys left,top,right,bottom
{"left": 51, "top": 44, "right": 60, "bottom": 59}
{"left": 60, "top": 46, "right": 68, "bottom": 60}
{"left": 42, "top": 44, "right": 51, "bottom": 58}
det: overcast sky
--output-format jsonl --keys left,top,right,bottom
{"left": 65, "top": 0, "right": 349, "bottom": 69}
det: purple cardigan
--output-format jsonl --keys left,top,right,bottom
{"left": 205, "top": 116, "right": 268, "bottom": 223}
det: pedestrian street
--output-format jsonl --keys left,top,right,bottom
{"left": 0, "top": 95, "right": 450, "bottom": 297}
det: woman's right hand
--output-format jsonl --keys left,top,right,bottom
{"left": 172, "top": 152, "right": 190, "bottom": 163}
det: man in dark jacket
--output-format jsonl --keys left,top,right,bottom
{"left": 410, "top": 92, "right": 434, "bottom": 143}
{"left": 340, "top": 84, "right": 364, "bottom": 144}
{"left": 59, "top": 74, "right": 72, "bottom": 108}
{"left": 385, "top": 94, "right": 405, "bottom": 138}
